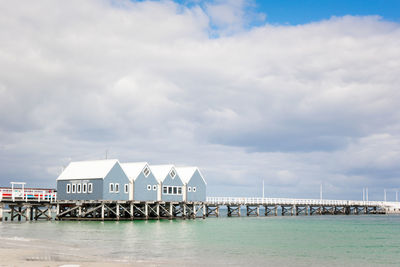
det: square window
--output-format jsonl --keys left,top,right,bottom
{"left": 143, "top": 167, "right": 150, "bottom": 177}
{"left": 72, "top": 184, "right": 76, "bottom": 193}
{"left": 83, "top": 183, "right": 87, "bottom": 193}
{"left": 163, "top": 186, "right": 167, "bottom": 194}
{"left": 109, "top": 183, "right": 114, "bottom": 193}
{"left": 88, "top": 183, "right": 93, "bottom": 193}
{"left": 178, "top": 187, "right": 182, "bottom": 195}
{"left": 188, "top": 187, "right": 191, "bottom": 192}
{"left": 147, "top": 185, "right": 151, "bottom": 191}
{"left": 193, "top": 187, "right": 196, "bottom": 192}
{"left": 168, "top": 187, "right": 172, "bottom": 194}
{"left": 153, "top": 185, "right": 157, "bottom": 191}
{"left": 170, "top": 170, "right": 176, "bottom": 178}
{"left": 66, "top": 184, "right": 71, "bottom": 194}
{"left": 173, "top": 187, "right": 177, "bottom": 194}
{"left": 124, "top": 184, "right": 128, "bottom": 194}
{"left": 115, "top": 183, "right": 119, "bottom": 193}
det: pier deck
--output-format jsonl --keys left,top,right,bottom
{"left": 1, "top": 189, "right": 400, "bottom": 221}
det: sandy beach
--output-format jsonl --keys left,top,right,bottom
{"left": 0, "top": 237, "right": 162, "bottom": 267}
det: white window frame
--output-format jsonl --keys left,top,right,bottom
{"left": 77, "top": 183, "right": 82, "bottom": 194}
{"left": 109, "top": 183, "right": 114, "bottom": 193}
{"left": 115, "top": 183, "right": 119, "bottom": 193}
{"left": 124, "top": 184, "right": 128, "bottom": 194}
{"left": 163, "top": 186, "right": 167, "bottom": 194}
{"left": 188, "top": 186, "right": 191, "bottom": 192}
{"left": 72, "top": 184, "right": 76, "bottom": 193}
{"left": 143, "top": 167, "right": 150, "bottom": 177}
{"left": 178, "top": 187, "right": 182, "bottom": 195}
{"left": 66, "top": 184, "right": 71, "bottom": 194}
{"left": 193, "top": 187, "right": 196, "bottom": 192}
{"left": 83, "top": 183, "right": 87, "bottom": 193}
{"left": 153, "top": 185, "right": 157, "bottom": 191}
{"left": 88, "top": 183, "right": 93, "bottom": 193}
{"left": 170, "top": 169, "right": 176, "bottom": 178}
{"left": 147, "top": 185, "right": 151, "bottom": 191}
{"left": 168, "top": 186, "right": 172, "bottom": 194}
{"left": 173, "top": 186, "right": 177, "bottom": 195}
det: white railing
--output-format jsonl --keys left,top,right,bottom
{"left": 206, "top": 197, "right": 396, "bottom": 208}
{"left": 0, "top": 188, "right": 57, "bottom": 203}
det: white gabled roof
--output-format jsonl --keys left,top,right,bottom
{"left": 121, "top": 162, "right": 148, "bottom": 181}
{"left": 176, "top": 166, "right": 207, "bottom": 185}
{"left": 57, "top": 159, "right": 119, "bottom": 181}
{"left": 150, "top": 164, "right": 175, "bottom": 183}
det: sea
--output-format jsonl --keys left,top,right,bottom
{"left": 1, "top": 213, "right": 400, "bottom": 266}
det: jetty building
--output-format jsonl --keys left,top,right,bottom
{"left": 121, "top": 162, "right": 158, "bottom": 201}
{"left": 176, "top": 167, "right": 207, "bottom": 202}
{"left": 150, "top": 165, "right": 184, "bottom": 202}
{"left": 56, "top": 159, "right": 130, "bottom": 201}
{"left": 56, "top": 159, "right": 206, "bottom": 202}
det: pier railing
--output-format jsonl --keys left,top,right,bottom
{"left": 206, "top": 197, "right": 395, "bottom": 207}
{"left": 0, "top": 188, "right": 57, "bottom": 202}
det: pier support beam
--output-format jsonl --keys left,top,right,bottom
{"left": 145, "top": 203, "right": 149, "bottom": 219}
{"left": 246, "top": 205, "right": 260, "bottom": 216}
{"left": 192, "top": 204, "right": 196, "bottom": 219}
{"left": 26, "top": 206, "right": 31, "bottom": 221}
{"left": 206, "top": 205, "right": 219, "bottom": 217}
{"left": 227, "top": 205, "right": 241, "bottom": 217}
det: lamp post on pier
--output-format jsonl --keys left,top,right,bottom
{"left": 320, "top": 184, "right": 322, "bottom": 201}
{"left": 384, "top": 189, "right": 387, "bottom": 202}
{"left": 262, "top": 179, "right": 264, "bottom": 199}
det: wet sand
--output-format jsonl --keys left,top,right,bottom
{"left": 0, "top": 238, "right": 162, "bottom": 267}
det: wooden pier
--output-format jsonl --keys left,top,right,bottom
{"left": 55, "top": 200, "right": 205, "bottom": 220}
{"left": 0, "top": 187, "right": 57, "bottom": 221}
{"left": 2, "top": 190, "right": 400, "bottom": 221}
{"left": 204, "top": 197, "right": 397, "bottom": 217}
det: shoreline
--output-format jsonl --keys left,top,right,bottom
{"left": 0, "top": 237, "right": 165, "bottom": 267}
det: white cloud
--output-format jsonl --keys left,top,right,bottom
{"left": 0, "top": 1, "right": 399, "bottom": 200}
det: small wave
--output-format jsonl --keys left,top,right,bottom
{"left": 0, "top": 236, "right": 32, "bottom": 242}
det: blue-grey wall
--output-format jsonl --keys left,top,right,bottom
{"left": 186, "top": 170, "right": 206, "bottom": 202}
{"left": 134, "top": 171, "right": 158, "bottom": 201}
{"left": 161, "top": 173, "right": 184, "bottom": 202}
{"left": 102, "top": 163, "right": 130, "bottom": 201}
{"left": 57, "top": 179, "right": 103, "bottom": 200}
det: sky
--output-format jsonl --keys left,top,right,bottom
{"left": 1, "top": 0, "right": 400, "bottom": 201}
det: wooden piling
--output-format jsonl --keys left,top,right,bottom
{"left": 26, "top": 206, "right": 31, "bottom": 221}
{"left": 130, "top": 203, "right": 134, "bottom": 220}
{"left": 169, "top": 203, "right": 173, "bottom": 220}
{"left": 18, "top": 206, "right": 21, "bottom": 221}
{"left": 145, "top": 203, "right": 149, "bottom": 219}
{"left": 116, "top": 203, "right": 120, "bottom": 220}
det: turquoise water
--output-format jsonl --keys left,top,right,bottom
{"left": 1, "top": 215, "right": 400, "bottom": 266}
